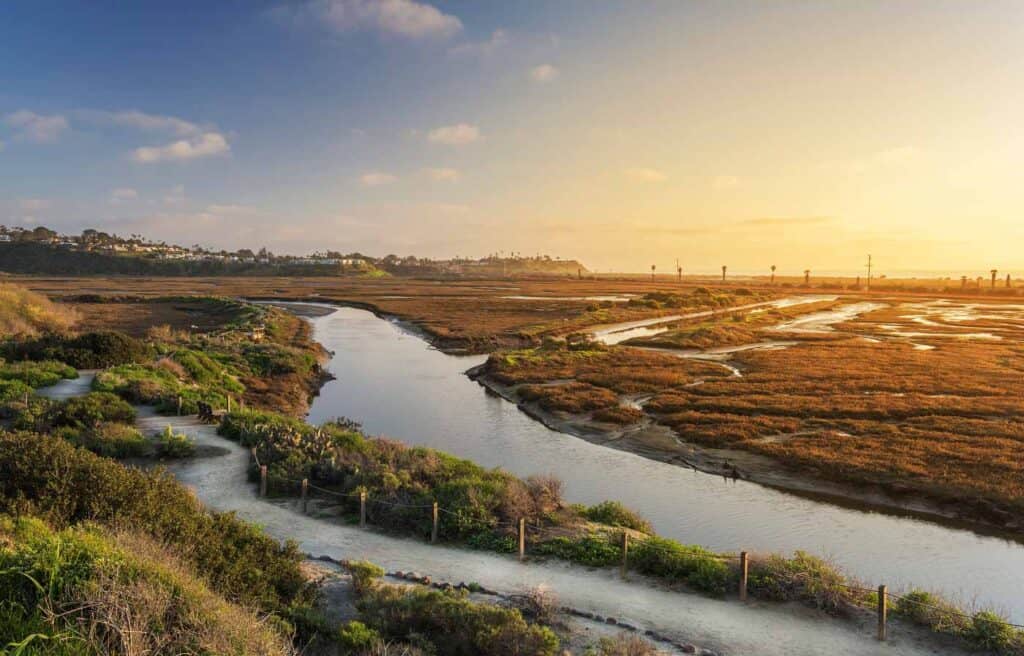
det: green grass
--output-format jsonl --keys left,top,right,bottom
{"left": 0, "top": 360, "right": 77, "bottom": 388}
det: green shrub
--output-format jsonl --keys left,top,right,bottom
{"left": 155, "top": 425, "right": 196, "bottom": 458}
{"left": 346, "top": 560, "right": 386, "bottom": 593}
{"left": 0, "top": 515, "right": 296, "bottom": 655}
{"left": 0, "top": 431, "right": 310, "bottom": 614}
{"left": 629, "top": 537, "right": 731, "bottom": 594}
{"left": 51, "top": 392, "right": 135, "bottom": 428}
{"left": 338, "top": 620, "right": 381, "bottom": 650}
{"left": 582, "top": 501, "right": 652, "bottom": 533}
{"left": 3, "top": 331, "right": 153, "bottom": 369}
{"left": 0, "top": 378, "right": 33, "bottom": 403}
{"left": 534, "top": 535, "right": 621, "bottom": 567}
{"left": 967, "top": 611, "right": 1016, "bottom": 650}
{"left": 466, "top": 530, "right": 518, "bottom": 553}
{"left": 893, "top": 589, "right": 970, "bottom": 634}
{"left": 747, "top": 551, "right": 847, "bottom": 611}
{"left": 60, "top": 421, "right": 148, "bottom": 458}
{"left": 0, "top": 359, "right": 77, "bottom": 388}
{"left": 356, "top": 581, "right": 559, "bottom": 656}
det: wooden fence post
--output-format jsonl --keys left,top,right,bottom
{"left": 360, "top": 491, "right": 367, "bottom": 527}
{"left": 431, "top": 502, "right": 439, "bottom": 543}
{"left": 301, "top": 479, "right": 308, "bottom": 513}
{"left": 620, "top": 532, "right": 629, "bottom": 580}
{"left": 259, "top": 465, "right": 267, "bottom": 497}
{"left": 877, "top": 585, "right": 887, "bottom": 641}
{"left": 250, "top": 446, "right": 257, "bottom": 461}
{"left": 177, "top": 395, "right": 182, "bottom": 416}
{"left": 518, "top": 518, "right": 526, "bottom": 562}
{"left": 739, "top": 551, "right": 749, "bottom": 601}
{"left": 227, "top": 395, "right": 232, "bottom": 413}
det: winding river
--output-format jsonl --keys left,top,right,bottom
{"left": 304, "top": 305, "right": 1024, "bottom": 620}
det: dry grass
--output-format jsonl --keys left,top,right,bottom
{"left": 0, "top": 281, "right": 78, "bottom": 337}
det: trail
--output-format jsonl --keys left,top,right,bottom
{"left": 149, "top": 405, "right": 964, "bottom": 655}
{"left": 35, "top": 375, "right": 969, "bottom": 655}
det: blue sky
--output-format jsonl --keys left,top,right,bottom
{"left": 2, "top": 1, "right": 1023, "bottom": 272}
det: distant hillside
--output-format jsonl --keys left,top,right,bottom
{"left": 0, "top": 242, "right": 350, "bottom": 276}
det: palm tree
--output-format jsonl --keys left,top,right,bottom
{"left": 651, "top": 264, "right": 656, "bottom": 282}
{"left": 721, "top": 265, "right": 727, "bottom": 282}
{"left": 961, "top": 275, "right": 968, "bottom": 289}
{"left": 770, "top": 264, "right": 776, "bottom": 285}
{"left": 1007, "top": 274, "right": 1012, "bottom": 288}
{"left": 804, "top": 269, "right": 810, "bottom": 285}
{"left": 991, "top": 269, "right": 998, "bottom": 289}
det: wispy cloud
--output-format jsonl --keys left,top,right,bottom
{"left": 529, "top": 63, "right": 558, "bottom": 83}
{"left": 273, "top": 0, "right": 462, "bottom": 39}
{"left": 448, "top": 29, "right": 507, "bottom": 57}
{"left": 109, "top": 188, "right": 138, "bottom": 205}
{"left": 422, "top": 167, "right": 460, "bottom": 182}
{"left": 359, "top": 170, "right": 397, "bottom": 186}
{"left": 4, "top": 110, "right": 68, "bottom": 143}
{"left": 624, "top": 167, "right": 667, "bottom": 183}
{"left": 132, "top": 132, "right": 230, "bottom": 163}
{"left": 80, "top": 109, "right": 203, "bottom": 136}
{"left": 427, "top": 123, "right": 480, "bottom": 145}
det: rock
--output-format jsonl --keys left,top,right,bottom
{"left": 679, "top": 645, "right": 697, "bottom": 654}
{"left": 420, "top": 576, "right": 431, "bottom": 585}
{"left": 605, "top": 617, "right": 618, "bottom": 625}
{"left": 395, "top": 570, "right": 406, "bottom": 578}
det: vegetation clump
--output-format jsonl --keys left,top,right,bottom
{"left": 156, "top": 424, "right": 196, "bottom": 457}
{"left": 0, "top": 515, "right": 296, "bottom": 655}
{"left": 3, "top": 330, "right": 154, "bottom": 369}
{"left": 0, "top": 431, "right": 312, "bottom": 616}
{"left": 345, "top": 560, "right": 560, "bottom": 656}
{"left": 0, "top": 359, "right": 77, "bottom": 388}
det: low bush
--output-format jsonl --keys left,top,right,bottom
{"left": 967, "top": 610, "right": 1017, "bottom": 651}
{"left": 155, "top": 425, "right": 196, "bottom": 458}
{"left": 583, "top": 501, "right": 652, "bottom": 533}
{"left": 0, "top": 431, "right": 311, "bottom": 615}
{"left": 893, "top": 589, "right": 970, "bottom": 634}
{"left": 747, "top": 551, "right": 848, "bottom": 612}
{"left": 534, "top": 534, "right": 622, "bottom": 567}
{"left": 51, "top": 391, "right": 136, "bottom": 428}
{"left": 0, "top": 359, "right": 77, "bottom": 388}
{"left": 0, "top": 515, "right": 296, "bottom": 655}
{"left": 58, "top": 421, "right": 148, "bottom": 458}
{"left": 3, "top": 330, "right": 153, "bottom": 368}
{"left": 629, "top": 537, "right": 732, "bottom": 594}
{"left": 353, "top": 573, "right": 559, "bottom": 656}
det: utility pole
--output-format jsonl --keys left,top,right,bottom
{"left": 651, "top": 264, "right": 656, "bottom": 282}
{"left": 866, "top": 254, "right": 872, "bottom": 291}
{"left": 676, "top": 259, "right": 682, "bottom": 283}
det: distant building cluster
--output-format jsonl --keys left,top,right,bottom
{"left": 0, "top": 225, "right": 576, "bottom": 275}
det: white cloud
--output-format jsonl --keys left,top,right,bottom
{"left": 427, "top": 123, "right": 480, "bottom": 145}
{"left": 276, "top": 0, "right": 462, "bottom": 39}
{"left": 4, "top": 110, "right": 69, "bottom": 143}
{"left": 448, "top": 29, "right": 508, "bottom": 57}
{"left": 360, "top": 170, "right": 397, "bottom": 186}
{"left": 19, "top": 199, "right": 50, "bottom": 211}
{"left": 109, "top": 188, "right": 138, "bottom": 205}
{"left": 624, "top": 167, "right": 667, "bottom": 183}
{"left": 163, "top": 184, "right": 186, "bottom": 205}
{"left": 713, "top": 175, "right": 739, "bottom": 190}
{"left": 529, "top": 64, "right": 558, "bottom": 83}
{"left": 132, "top": 132, "right": 230, "bottom": 163}
{"left": 423, "top": 167, "right": 460, "bottom": 182}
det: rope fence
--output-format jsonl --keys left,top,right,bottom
{"left": 246, "top": 447, "right": 1024, "bottom": 641}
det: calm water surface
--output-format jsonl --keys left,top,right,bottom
{"left": 306, "top": 305, "right": 1024, "bottom": 619}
